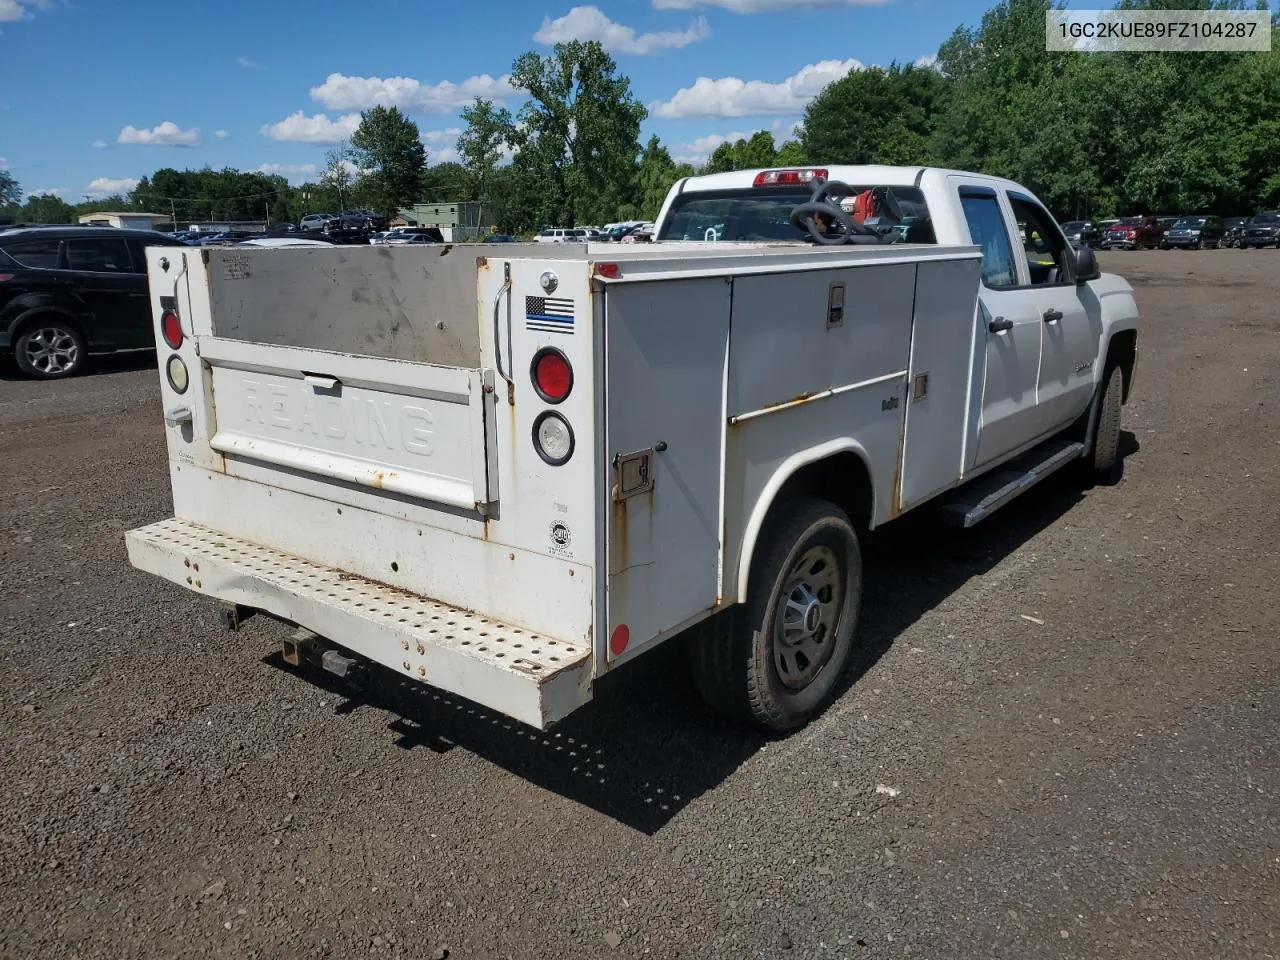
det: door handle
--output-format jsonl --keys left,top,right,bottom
{"left": 988, "top": 316, "right": 1013, "bottom": 333}
{"left": 1043, "top": 308, "right": 1064, "bottom": 324}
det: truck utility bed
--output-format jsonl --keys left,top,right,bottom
{"left": 129, "top": 239, "right": 983, "bottom": 729}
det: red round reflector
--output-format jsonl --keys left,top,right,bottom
{"left": 160, "top": 310, "right": 183, "bottom": 350}
{"left": 530, "top": 348, "right": 572, "bottom": 404}
{"left": 610, "top": 624, "right": 630, "bottom": 657}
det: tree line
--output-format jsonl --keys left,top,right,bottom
{"left": 3, "top": 0, "right": 1277, "bottom": 232}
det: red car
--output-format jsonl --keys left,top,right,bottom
{"left": 1104, "top": 215, "right": 1165, "bottom": 250}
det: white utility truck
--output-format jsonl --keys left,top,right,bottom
{"left": 126, "top": 165, "right": 1139, "bottom": 732}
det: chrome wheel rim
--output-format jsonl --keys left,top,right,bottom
{"left": 23, "top": 327, "right": 79, "bottom": 375}
{"left": 773, "top": 545, "right": 843, "bottom": 690}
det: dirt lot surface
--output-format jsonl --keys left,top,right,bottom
{"left": 1, "top": 250, "right": 1277, "bottom": 960}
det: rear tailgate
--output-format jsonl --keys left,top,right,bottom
{"left": 200, "top": 337, "right": 496, "bottom": 512}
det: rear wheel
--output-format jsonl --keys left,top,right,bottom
{"left": 690, "top": 497, "right": 862, "bottom": 732}
{"left": 13, "top": 319, "right": 85, "bottom": 379}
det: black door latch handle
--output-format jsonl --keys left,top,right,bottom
{"left": 988, "top": 316, "right": 1014, "bottom": 333}
{"left": 1043, "top": 308, "right": 1064, "bottom": 323}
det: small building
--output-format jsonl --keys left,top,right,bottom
{"left": 397, "top": 201, "right": 486, "bottom": 242}
{"left": 78, "top": 211, "right": 171, "bottom": 231}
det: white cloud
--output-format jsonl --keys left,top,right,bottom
{"left": 671, "top": 119, "right": 801, "bottom": 162}
{"left": 419, "top": 127, "right": 462, "bottom": 164}
{"left": 236, "top": 56, "right": 261, "bottom": 69}
{"left": 29, "top": 187, "right": 65, "bottom": 197}
{"left": 259, "top": 111, "right": 360, "bottom": 143}
{"left": 85, "top": 176, "right": 141, "bottom": 198}
{"left": 310, "top": 71, "right": 515, "bottom": 114}
{"left": 0, "top": 0, "right": 49, "bottom": 22}
{"left": 91, "top": 139, "right": 107, "bottom": 149}
{"left": 914, "top": 53, "right": 938, "bottom": 69}
{"left": 654, "top": 0, "right": 890, "bottom": 10}
{"left": 117, "top": 121, "right": 200, "bottom": 146}
{"left": 671, "top": 131, "right": 752, "bottom": 163}
{"left": 215, "top": 129, "right": 229, "bottom": 139}
{"left": 534, "top": 5, "right": 709, "bottom": 55}
{"left": 651, "top": 58, "right": 862, "bottom": 118}
{"left": 0, "top": 156, "right": 8, "bottom": 169}
{"left": 255, "top": 163, "right": 317, "bottom": 184}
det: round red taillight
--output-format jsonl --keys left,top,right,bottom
{"left": 160, "top": 310, "right": 183, "bottom": 350}
{"left": 530, "top": 348, "right": 572, "bottom": 404}
{"left": 610, "top": 624, "right": 630, "bottom": 657}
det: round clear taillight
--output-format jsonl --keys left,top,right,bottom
{"left": 160, "top": 310, "right": 183, "bottom": 349}
{"left": 530, "top": 347, "right": 572, "bottom": 404}
{"left": 166, "top": 355, "right": 189, "bottom": 394}
{"left": 532, "top": 411, "right": 574, "bottom": 466}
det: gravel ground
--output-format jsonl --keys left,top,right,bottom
{"left": 1, "top": 250, "right": 1277, "bottom": 960}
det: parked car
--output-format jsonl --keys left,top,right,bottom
{"left": 1159, "top": 215, "right": 1224, "bottom": 250}
{"left": 299, "top": 213, "right": 337, "bottom": 233}
{"left": 482, "top": 234, "right": 518, "bottom": 243}
{"left": 535, "top": 228, "right": 588, "bottom": 243}
{"left": 383, "top": 227, "right": 445, "bottom": 245}
{"left": 1222, "top": 217, "right": 1250, "bottom": 248}
{"left": 1239, "top": 211, "right": 1280, "bottom": 248}
{"left": 0, "top": 227, "right": 188, "bottom": 378}
{"left": 237, "top": 237, "right": 335, "bottom": 248}
{"left": 1104, "top": 216, "right": 1164, "bottom": 250}
{"left": 1060, "top": 220, "right": 1101, "bottom": 247}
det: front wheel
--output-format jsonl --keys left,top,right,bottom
{"left": 690, "top": 497, "right": 862, "bottom": 731}
{"left": 13, "top": 319, "right": 86, "bottom": 379}
{"left": 1089, "top": 365, "right": 1125, "bottom": 485}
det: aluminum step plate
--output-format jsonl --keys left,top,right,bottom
{"left": 126, "top": 518, "right": 592, "bottom": 729}
{"left": 941, "top": 439, "right": 1085, "bottom": 528}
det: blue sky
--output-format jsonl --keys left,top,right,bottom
{"left": 1, "top": 0, "right": 1024, "bottom": 200}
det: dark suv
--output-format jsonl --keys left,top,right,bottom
{"left": 1160, "top": 215, "right": 1225, "bottom": 249}
{"left": 1240, "top": 212, "right": 1280, "bottom": 248}
{"left": 324, "top": 209, "right": 388, "bottom": 243}
{"left": 0, "top": 227, "right": 187, "bottom": 379}
{"left": 1222, "top": 217, "right": 1250, "bottom": 248}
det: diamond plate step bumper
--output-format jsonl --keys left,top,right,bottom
{"left": 125, "top": 519, "right": 593, "bottom": 729}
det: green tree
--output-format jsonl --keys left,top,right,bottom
{"left": 321, "top": 143, "right": 356, "bottom": 209}
{"left": 23, "top": 193, "right": 75, "bottom": 223}
{"left": 775, "top": 140, "right": 807, "bottom": 166}
{"left": 634, "top": 136, "right": 695, "bottom": 220}
{"left": 419, "top": 162, "right": 471, "bottom": 203}
{"left": 0, "top": 168, "right": 21, "bottom": 208}
{"left": 801, "top": 63, "right": 949, "bottom": 166}
{"left": 506, "top": 40, "right": 647, "bottom": 226}
{"left": 703, "top": 131, "right": 779, "bottom": 174}
{"left": 458, "top": 98, "right": 513, "bottom": 230}
{"left": 351, "top": 106, "right": 428, "bottom": 217}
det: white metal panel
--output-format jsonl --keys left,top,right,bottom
{"left": 207, "top": 365, "right": 487, "bottom": 511}
{"left": 727, "top": 263, "right": 915, "bottom": 419}
{"left": 603, "top": 278, "right": 731, "bottom": 662}
{"left": 167, "top": 465, "right": 595, "bottom": 644}
{"left": 126, "top": 519, "right": 591, "bottom": 729}
{"left": 1034, "top": 286, "right": 1101, "bottom": 434}
{"left": 725, "top": 382, "right": 906, "bottom": 604}
{"left": 898, "top": 257, "right": 984, "bottom": 510}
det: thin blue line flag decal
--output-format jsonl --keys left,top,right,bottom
{"left": 526, "top": 295, "right": 575, "bottom": 335}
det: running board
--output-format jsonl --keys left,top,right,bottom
{"left": 940, "top": 440, "right": 1085, "bottom": 528}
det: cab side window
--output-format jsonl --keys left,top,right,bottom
{"left": 959, "top": 191, "right": 1017, "bottom": 288}
{"left": 1008, "top": 195, "right": 1072, "bottom": 286}
{"left": 65, "top": 238, "right": 132, "bottom": 273}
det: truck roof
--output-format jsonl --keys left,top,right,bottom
{"left": 670, "top": 164, "right": 1027, "bottom": 195}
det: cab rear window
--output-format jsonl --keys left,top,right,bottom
{"left": 657, "top": 186, "right": 933, "bottom": 243}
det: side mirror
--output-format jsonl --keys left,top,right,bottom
{"left": 1074, "top": 243, "right": 1100, "bottom": 282}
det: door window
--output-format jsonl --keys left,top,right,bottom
{"left": 1008, "top": 195, "right": 1073, "bottom": 286}
{"left": 64, "top": 238, "right": 132, "bottom": 273}
{"left": 1, "top": 238, "right": 62, "bottom": 269}
{"left": 959, "top": 192, "right": 1017, "bottom": 288}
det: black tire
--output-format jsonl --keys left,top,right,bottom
{"left": 12, "top": 318, "right": 86, "bottom": 379}
{"left": 690, "top": 497, "right": 862, "bottom": 732}
{"left": 1090, "top": 364, "right": 1124, "bottom": 485}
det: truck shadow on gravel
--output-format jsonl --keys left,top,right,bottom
{"left": 268, "top": 433, "right": 1138, "bottom": 834}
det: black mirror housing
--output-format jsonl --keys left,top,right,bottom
{"left": 1074, "top": 243, "right": 1101, "bottom": 282}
